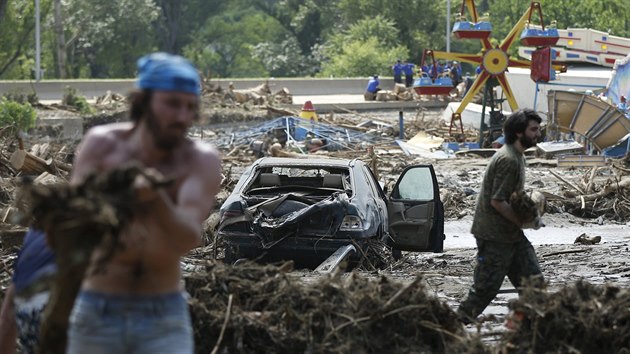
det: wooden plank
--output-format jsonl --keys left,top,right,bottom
{"left": 557, "top": 154, "right": 607, "bottom": 168}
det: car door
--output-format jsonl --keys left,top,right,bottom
{"left": 387, "top": 165, "right": 444, "bottom": 252}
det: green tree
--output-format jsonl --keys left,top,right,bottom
{"left": 0, "top": 0, "right": 53, "bottom": 79}
{"left": 251, "top": 36, "right": 321, "bottom": 77}
{"left": 184, "top": 9, "right": 288, "bottom": 77}
{"left": 536, "top": 0, "right": 629, "bottom": 37}
{"left": 0, "top": 97, "right": 36, "bottom": 136}
{"left": 153, "top": 0, "right": 226, "bottom": 53}
{"left": 62, "top": 0, "right": 159, "bottom": 78}
{"left": 320, "top": 16, "right": 409, "bottom": 77}
{"left": 251, "top": 0, "right": 340, "bottom": 56}
{"left": 336, "top": 0, "right": 444, "bottom": 60}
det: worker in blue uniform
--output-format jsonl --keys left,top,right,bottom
{"left": 392, "top": 59, "right": 403, "bottom": 84}
{"left": 364, "top": 75, "right": 380, "bottom": 101}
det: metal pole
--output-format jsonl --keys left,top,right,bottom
{"left": 479, "top": 85, "right": 489, "bottom": 147}
{"left": 446, "top": 0, "right": 451, "bottom": 52}
{"left": 399, "top": 111, "right": 404, "bottom": 140}
{"left": 533, "top": 81, "right": 540, "bottom": 111}
{"left": 35, "top": 0, "right": 41, "bottom": 81}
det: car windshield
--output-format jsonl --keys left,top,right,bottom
{"left": 245, "top": 165, "right": 352, "bottom": 197}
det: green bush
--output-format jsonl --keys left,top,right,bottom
{"left": 2, "top": 90, "right": 39, "bottom": 105}
{"left": 0, "top": 98, "right": 36, "bottom": 136}
{"left": 62, "top": 86, "right": 94, "bottom": 115}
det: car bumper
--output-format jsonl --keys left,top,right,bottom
{"left": 221, "top": 232, "right": 370, "bottom": 269}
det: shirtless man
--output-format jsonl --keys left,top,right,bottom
{"left": 65, "top": 53, "right": 221, "bottom": 354}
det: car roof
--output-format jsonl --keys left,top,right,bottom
{"left": 254, "top": 157, "right": 358, "bottom": 168}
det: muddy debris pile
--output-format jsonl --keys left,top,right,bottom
{"left": 185, "top": 261, "right": 485, "bottom": 354}
{"left": 547, "top": 165, "right": 630, "bottom": 221}
{"left": 0, "top": 136, "right": 74, "bottom": 226}
{"left": 502, "top": 280, "right": 630, "bottom": 353}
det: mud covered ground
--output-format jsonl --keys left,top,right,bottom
{"left": 1, "top": 104, "right": 629, "bottom": 352}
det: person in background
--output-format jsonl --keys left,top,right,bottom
{"left": 0, "top": 228, "right": 56, "bottom": 354}
{"left": 617, "top": 96, "right": 628, "bottom": 115}
{"left": 392, "top": 59, "right": 403, "bottom": 85}
{"left": 437, "top": 61, "right": 445, "bottom": 76}
{"left": 403, "top": 61, "right": 416, "bottom": 88}
{"left": 451, "top": 61, "right": 462, "bottom": 85}
{"left": 364, "top": 75, "right": 380, "bottom": 101}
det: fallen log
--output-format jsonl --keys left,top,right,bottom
{"left": 549, "top": 170, "right": 585, "bottom": 194}
{"left": 10, "top": 149, "right": 54, "bottom": 175}
{"left": 575, "top": 177, "right": 630, "bottom": 202}
{"left": 265, "top": 105, "right": 297, "bottom": 117}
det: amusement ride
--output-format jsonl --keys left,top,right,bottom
{"left": 414, "top": 0, "right": 562, "bottom": 145}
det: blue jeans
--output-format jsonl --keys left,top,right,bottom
{"left": 66, "top": 291, "right": 193, "bottom": 354}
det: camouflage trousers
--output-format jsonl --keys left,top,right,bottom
{"left": 458, "top": 234, "right": 544, "bottom": 321}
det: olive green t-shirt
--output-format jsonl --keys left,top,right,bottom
{"left": 471, "top": 144, "right": 525, "bottom": 243}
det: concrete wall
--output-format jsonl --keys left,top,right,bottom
{"left": 0, "top": 78, "right": 396, "bottom": 100}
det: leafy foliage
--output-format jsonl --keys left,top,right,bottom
{"left": 184, "top": 9, "right": 288, "bottom": 78}
{"left": 0, "top": 97, "right": 36, "bottom": 136}
{"left": 251, "top": 36, "right": 321, "bottom": 77}
{"left": 320, "top": 16, "right": 409, "bottom": 77}
{"left": 321, "top": 37, "right": 408, "bottom": 78}
{"left": 62, "top": 0, "right": 159, "bottom": 78}
{"left": 0, "top": 0, "right": 52, "bottom": 78}
{"left": 62, "top": 86, "right": 94, "bottom": 115}
{"left": 0, "top": 0, "right": 628, "bottom": 79}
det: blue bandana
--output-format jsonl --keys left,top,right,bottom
{"left": 136, "top": 52, "right": 200, "bottom": 96}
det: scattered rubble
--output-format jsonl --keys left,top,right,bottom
{"left": 184, "top": 259, "right": 484, "bottom": 354}
{"left": 502, "top": 281, "right": 630, "bottom": 354}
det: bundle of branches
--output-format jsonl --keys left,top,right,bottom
{"left": 561, "top": 176, "right": 630, "bottom": 220}
{"left": 18, "top": 164, "right": 166, "bottom": 354}
{"left": 185, "top": 261, "right": 486, "bottom": 354}
{"left": 441, "top": 188, "right": 469, "bottom": 219}
{"left": 501, "top": 280, "right": 630, "bottom": 353}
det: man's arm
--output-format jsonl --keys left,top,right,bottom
{"left": 490, "top": 199, "right": 522, "bottom": 228}
{"left": 70, "top": 127, "right": 116, "bottom": 184}
{"left": 141, "top": 145, "right": 222, "bottom": 254}
{"left": 0, "top": 284, "right": 17, "bottom": 354}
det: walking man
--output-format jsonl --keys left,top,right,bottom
{"left": 458, "top": 109, "right": 544, "bottom": 324}
{"left": 65, "top": 52, "right": 222, "bottom": 353}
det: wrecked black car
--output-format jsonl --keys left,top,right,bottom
{"left": 218, "top": 157, "right": 444, "bottom": 268}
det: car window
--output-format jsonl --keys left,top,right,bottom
{"left": 394, "top": 167, "right": 434, "bottom": 200}
{"left": 362, "top": 166, "right": 384, "bottom": 199}
{"left": 246, "top": 166, "right": 352, "bottom": 196}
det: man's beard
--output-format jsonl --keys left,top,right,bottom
{"left": 519, "top": 134, "right": 537, "bottom": 149}
{"left": 146, "top": 110, "right": 188, "bottom": 150}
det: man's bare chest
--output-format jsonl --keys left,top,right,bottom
{"left": 99, "top": 153, "right": 189, "bottom": 202}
